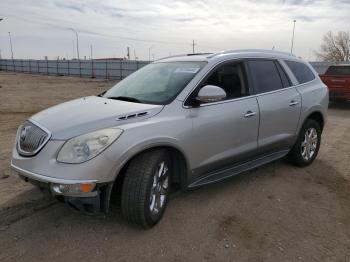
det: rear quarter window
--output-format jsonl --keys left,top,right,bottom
{"left": 285, "top": 60, "right": 315, "bottom": 84}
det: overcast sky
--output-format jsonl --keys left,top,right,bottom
{"left": 0, "top": 0, "right": 349, "bottom": 61}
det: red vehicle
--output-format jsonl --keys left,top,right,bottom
{"left": 320, "top": 65, "right": 350, "bottom": 101}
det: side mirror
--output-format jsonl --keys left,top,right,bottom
{"left": 196, "top": 85, "right": 226, "bottom": 104}
{"left": 97, "top": 90, "right": 107, "bottom": 97}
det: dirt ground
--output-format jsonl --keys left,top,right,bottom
{"left": 0, "top": 71, "right": 349, "bottom": 262}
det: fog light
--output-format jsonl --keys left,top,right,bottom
{"left": 51, "top": 183, "right": 96, "bottom": 195}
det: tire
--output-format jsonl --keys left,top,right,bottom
{"left": 121, "top": 149, "right": 171, "bottom": 228}
{"left": 287, "top": 119, "right": 322, "bottom": 167}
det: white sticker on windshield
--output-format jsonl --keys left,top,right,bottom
{"left": 174, "top": 67, "right": 200, "bottom": 74}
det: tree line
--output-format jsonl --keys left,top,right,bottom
{"left": 316, "top": 31, "right": 350, "bottom": 62}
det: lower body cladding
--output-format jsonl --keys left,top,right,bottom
{"left": 12, "top": 163, "right": 113, "bottom": 214}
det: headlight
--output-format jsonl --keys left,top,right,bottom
{"left": 57, "top": 128, "right": 123, "bottom": 164}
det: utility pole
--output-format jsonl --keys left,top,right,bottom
{"left": 72, "top": 37, "right": 75, "bottom": 59}
{"left": 148, "top": 46, "right": 154, "bottom": 62}
{"left": 192, "top": 40, "right": 196, "bottom": 54}
{"left": 90, "top": 44, "right": 93, "bottom": 60}
{"left": 8, "top": 32, "right": 14, "bottom": 59}
{"left": 0, "top": 19, "right": 3, "bottom": 59}
{"left": 134, "top": 49, "right": 137, "bottom": 60}
{"left": 290, "top": 20, "right": 296, "bottom": 54}
{"left": 2, "top": 18, "right": 7, "bottom": 60}
{"left": 69, "top": 28, "right": 80, "bottom": 60}
{"left": 127, "top": 47, "right": 130, "bottom": 60}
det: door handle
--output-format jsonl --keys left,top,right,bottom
{"left": 289, "top": 100, "right": 299, "bottom": 106}
{"left": 244, "top": 111, "right": 257, "bottom": 118}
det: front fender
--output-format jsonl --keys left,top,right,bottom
{"left": 113, "top": 138, "right": 190, "bottom": 179}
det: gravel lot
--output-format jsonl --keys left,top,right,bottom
{"left": 0, "top": 72, "right": 349, "bottom": 262}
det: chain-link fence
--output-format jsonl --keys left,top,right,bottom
{"left": 0, "top": 59, "right": 150, "bottom": 80}
{"left": 1, "top": 59, "right": 348, "bottom": 78}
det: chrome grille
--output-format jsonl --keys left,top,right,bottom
{"left": 17, "top": 121, "right": 50, "bottom": 156}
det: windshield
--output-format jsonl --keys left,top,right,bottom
{"left": 325, "top": 66, "right": 350, "bottom": 75}
{"left": 104, "top": 61, "right": 206, "bottom": 104}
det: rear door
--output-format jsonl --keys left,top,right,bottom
{"left": 247, "top": 59, "right": 301, "bottom": 153}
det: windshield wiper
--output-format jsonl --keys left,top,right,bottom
{"left": 97, "top": 91, "right": 106, "bottom": 97}
{"left": 106, "top": 96, "right": 142, "bottom": 103}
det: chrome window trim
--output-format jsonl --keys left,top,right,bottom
{"left": 17, "top": 119, "right": 52, "bottom": 157}
{"left": 290, "top": 78, "right": 317, "bottom": 88}
{"left": 193, "top": 95, "right": 257, "bottom": 108}
{"left": 193, "top": 85, "right": 302, "bottom": 108}
{"left": 254, "top": 85, "right": 298, "bottom": 97}
{"left": 181, "top": 56, "right": 317, "bottom": 108}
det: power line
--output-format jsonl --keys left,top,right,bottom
{"left": 3, "top": 14, "right": 232, "bottom": 59}
{"left": 3, "top": 14, "right": 216, "bottom": 49}
{"left": 89, "top": 30, "right": 192, "bottom": 47}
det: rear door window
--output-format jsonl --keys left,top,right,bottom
{"left": 285, "top": 60, "right": 315, "bottom": 84}
{"left": 247, "top": 60, "right": 284, "bottom": 94}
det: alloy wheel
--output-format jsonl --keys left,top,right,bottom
{"left": 301, "top": 127, "right": 318, "bottom": 161}
{"left": 149, "top": 161, "right": 169, "bottom": 215}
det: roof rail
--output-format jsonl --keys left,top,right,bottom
{"left": 156, "top": 54, "right": 187, "bottom": 61}
{"left": 187, "top": 52, "right": 213, "bottom": 56}
{"left": 157, "top": 53, "right": 213, "bottom": 61}
{"left": 156, "top": 49, "right": 294, "bottom": 62}
{"left": 208, "top": 49, "right": 296, "bottom": 58}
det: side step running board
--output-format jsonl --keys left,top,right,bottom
{"left": 188, "top": 150, "right": 290, "bottom": 188}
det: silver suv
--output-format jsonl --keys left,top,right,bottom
{"left": 11, "top": 50, "right": 328, "bottom": 228}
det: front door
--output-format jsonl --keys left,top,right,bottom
{"left": 187, "top": 61, "right": 260, "bottom": 183}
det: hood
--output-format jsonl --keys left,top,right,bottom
{"left": 30, "top": 96, "right": 164, "bottom": 140}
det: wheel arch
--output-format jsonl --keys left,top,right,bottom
{"left": 297, "top": 105, "right": 326, "bottom": 135}
{"left": 113, "top": 143, "right": 190, "bottom": 192}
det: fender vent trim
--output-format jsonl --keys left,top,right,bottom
{"left": 116, "top": 111, "right": 149, "bottom": 121}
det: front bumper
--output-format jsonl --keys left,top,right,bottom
{"left": 11, "top": 162, "right": 98, "bottom": 187}
{"left": 12, "top": 139, "right": 118, "bottom": 183}
{"left": 11, "top": 162, "right": 112, "bottom": 214}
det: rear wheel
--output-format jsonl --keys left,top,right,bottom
{"left": 287, "top": 119, "right": 321, "bottom": 167}
{"left": 121, "top": 149, "right": 171, "bottom": 228}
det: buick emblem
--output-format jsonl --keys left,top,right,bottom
{"left": 20, "top": 126, "right": 31, "bottom": 141}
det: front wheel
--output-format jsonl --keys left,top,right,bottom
{"left": 121, "top": 149, "right": 171, "bottom": 228}
{"left": 287, "top": 119, "right": 322, "bottom": 167}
